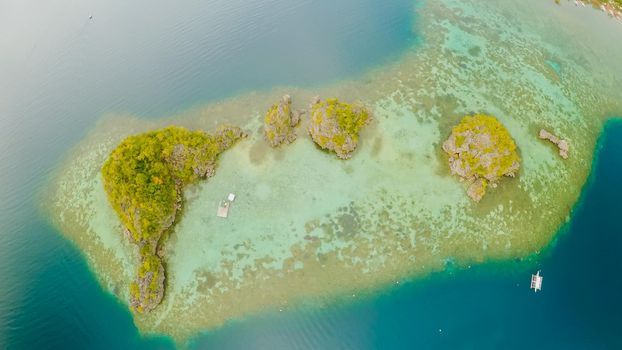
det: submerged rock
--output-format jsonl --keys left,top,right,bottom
{"left": 308, "top": 97, "right": 371, "bottom": 160}
{"left": 263, "top": 94, "right": 303, "bottom": 147}
{"left": 442, "top": 114, "right": 520, "bottom": 202}
{"left": 539, "top": 129, "right": 569, "bottom": 159}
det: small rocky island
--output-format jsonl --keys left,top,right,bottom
{"left": 101, "top": 125, "right": 246, "bottom": 313}
{"left": 308, "top": 97, "right": 371, "bottom": 159}
{"left": 263, "top": 94, "right": 303, "bottom": 147}
{"left": 442, "top": 114, "right": 521, "bottom": 202}
{"left": 539, "top": 129, "right": 570, "bottom": 159}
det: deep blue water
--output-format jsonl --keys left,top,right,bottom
{"left": 1, "top": 0, "right": 622, "bottom": 349}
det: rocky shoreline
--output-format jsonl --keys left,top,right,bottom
{"left": 562, "top": 0, "right": 622, "bottom": 19}
{"left": 585, "top": 0, "right": 621, "bottom": 19}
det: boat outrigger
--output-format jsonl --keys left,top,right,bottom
{"left": 530, "top": 270, "right": 543, "bottom": 292}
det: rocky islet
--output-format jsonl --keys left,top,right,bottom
{"left": 101, "top": 125, "right": 246, "bottom": 312}
{"left": 442, "top": 114, "right": 521, "bottom": 202}
{"left": 263, "top": 94, "right": 303, "bottom": 147}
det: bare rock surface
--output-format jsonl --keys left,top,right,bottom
{"left": 539, "top": 129, "right": 570, "bottom": 159}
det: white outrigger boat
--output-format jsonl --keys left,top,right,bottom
{"left": 530, "top": 270, "right": 543, "bottom": 292}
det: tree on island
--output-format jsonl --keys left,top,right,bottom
{"left": 102, "top": 125, "right": 246, "bottom": 313}
{"left": 308, "top": 97, "right": 371, "bottom": 159}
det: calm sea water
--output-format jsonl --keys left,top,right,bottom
{"left": 1, "top": 0, "right": 413, "bottom": 348}
{"left": 1, "top": 0, "right": 621, "bottom": 349}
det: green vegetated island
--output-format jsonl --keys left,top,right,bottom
{"left": 102, "top": 126, "right": 247, "bottom": 312}
{"left": 46, "top": 0, "right": 622, "bottom": 342}
{"left": 103, "top": 93, "right": 571, "bottom": 313}
{"left": 103, "top": 96, "right": 376, "bottom": 313}
{"left": 442, "top": 114, "right": 521, "bottom": 202}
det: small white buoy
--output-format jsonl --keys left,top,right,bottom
{"left": 228, "top": 193, "right": 236, "bottom": 201}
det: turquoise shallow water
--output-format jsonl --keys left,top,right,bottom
{"left": 192, "top": 120, "right": 622, "bottom": 349}
{"left": 2, "top": 0, "right": 622, "bottom": 349}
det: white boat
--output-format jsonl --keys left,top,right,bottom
{"left": 530, "top": 270, "right": 543, "bottom": 292}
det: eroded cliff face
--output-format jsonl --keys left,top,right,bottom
{"left": 308, "top": 97, "right": 371, "bottom": 160}
{"left": 442, "top": 114, "right": 520, "bottom": 202}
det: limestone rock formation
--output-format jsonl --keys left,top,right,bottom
{"left": 442, "top": 114, "right": 520, "bottom": 202}
{"left": 539, "top": 129, "right": 569, "bottom": 159}
{"left": 102, "top": 125, "right": 246, "bottom": 313}
{"left": 263, "top": 94, "right": 303, "bottom": 147}
{"left": 308, "top": 97, "right": 371, "bottom": 160}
